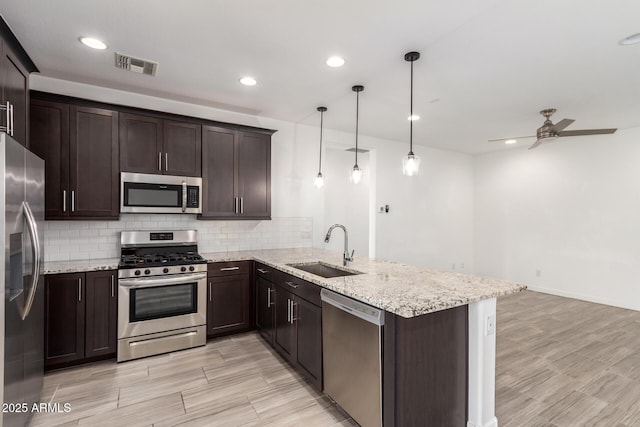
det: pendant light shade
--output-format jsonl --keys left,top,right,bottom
{"left": 314, "top": 106, "right": 327, "bottom": 188}
{"left": 403, "top": 51, "right": 421, "bottom": 176}
{"left": 351, "top": 85, "right": 364, "bottom": 184}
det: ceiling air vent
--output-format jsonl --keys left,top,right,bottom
{"left": 115, "top": 53, "right": 158, "bottom": 76}
{"left": 345, "top": 148, "right": 370, "bottom": 153}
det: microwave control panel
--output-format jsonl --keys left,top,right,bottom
{"left": 187, "top": 186, "right": 200, "bottom": 208}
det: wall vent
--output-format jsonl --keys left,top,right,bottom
{"left": 115, "top": 53, "right": 158, "bottom": 76}
{"left": 345, "top": 148, "right": 370, "bottom": 153}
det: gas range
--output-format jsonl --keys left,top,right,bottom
{"left": 117, "top": 230, "right": 207, "bottom": 362}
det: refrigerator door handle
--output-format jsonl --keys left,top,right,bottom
{"left": 21, "top": 201, "right": 41, "bottom": 320}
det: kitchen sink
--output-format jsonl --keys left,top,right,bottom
{"left": 287, "top": 262, "right": 362, "bottom": 278}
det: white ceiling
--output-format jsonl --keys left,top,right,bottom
{"left": 2, "top": 0, "right": 640, "bottom": 154}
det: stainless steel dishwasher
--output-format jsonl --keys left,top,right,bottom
{"left": 321, "top": 289, "right": 384, "bottom": 427}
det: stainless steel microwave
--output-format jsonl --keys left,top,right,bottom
{"left": 120, "top": 172, "right": 202, "bottom": 214}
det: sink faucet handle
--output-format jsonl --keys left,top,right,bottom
{"left": 349, "top": 249, "right": 355, "bottom": 260}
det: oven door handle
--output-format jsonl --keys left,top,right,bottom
{"left": 118, "top": 272, "right": 207, "bottom": 288}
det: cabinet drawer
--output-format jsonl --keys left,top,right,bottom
{"left": 278, "top": 273, "right": 321, "bottom": 307}
{"left": 208, "top": 261, "right": 251, "bottom": 277}
{"left": 255, "top": 262, "right": 276, "bottom": 282}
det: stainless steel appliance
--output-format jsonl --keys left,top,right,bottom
{"left": 0, "top": 133, "right": 45, "bottom": 427}
{"left": 321, "top": 289, "right": 384, "bottom": 427}
{"left": 117, "top": 230, "right": 207, "bottom": 362}
{"left": 120, "top": 172, "right": 202, "bottom": 214}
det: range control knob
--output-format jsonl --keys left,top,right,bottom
{"left": 134, "top": 270, "right": 141, "bottom": 276}
{"left": 163, "top": 267, "right": 169, "bottom": 274}
{"left": 144, "top": 269, "right": 151, "bottom": 275}
{"left": 189, "top": 266, "right": 195, "bottom": 272}
{"left": 181, "top": 266, "right": 187, "bottom": 272}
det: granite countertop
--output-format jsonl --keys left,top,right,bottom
{"left": 43, "top": 248, "right": 526, "bottom": 318}
{"left": 200, "top": 248, "right": 526, "bottom": 318}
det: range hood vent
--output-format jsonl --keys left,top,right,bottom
{"left": 115, "top": 53, "right": 158, "bottom": 76}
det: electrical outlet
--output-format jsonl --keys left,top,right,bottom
{"left": 452, "top": 264, "right": 456, "bottom": 270}
{"left": 486, "top": 314, "right": 495, "bottom": 336}
{"left": 461, "top": 263, "right": 464, "bottom": 270}
{"left": 536, "top": 269, "right": 541, "bottom": 277}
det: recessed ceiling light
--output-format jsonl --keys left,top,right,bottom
{"left": 505, "top": 139, "right": 517, "bottom": 145}
{"left": 619, "top": 33, "right": 640, "bottom": 46}
{"left": 79, "top": 37, "right": 107, "bottom": 50}
{"left": 239, "top": 76, "right": 257, "bottom": 86}
{"left": 326, "top": 56, "right": 345, "bottom": 67}
{"left": 407, "top": 115, "right": 420, "bottom": 121}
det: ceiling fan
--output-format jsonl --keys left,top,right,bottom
{"left": 489, "top": 109, "right": 617, "bottom": 150}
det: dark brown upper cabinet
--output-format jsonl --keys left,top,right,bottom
{"left": 0, "top": 18, "right": 38, "bottom": 147}
{"left": 120, "top": 113, "right": 201, "bottom": 177}
{"left": 30, "top": 97, "right": 119, "bottom": 220}
{"left": 201, "top": 126, "right": 271, "bottom": 220}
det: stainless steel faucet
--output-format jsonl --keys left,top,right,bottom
{"left": 324, "top": 224, "right": 354, "bottom": 266}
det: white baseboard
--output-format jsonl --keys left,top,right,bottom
{"left": 468, "top": 416, "right": 498, "bottom": 427}
{"left": 526, "top": 285, "right": 640, "bottom": 312}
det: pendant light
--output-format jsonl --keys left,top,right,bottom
{"left": 351, "top": 85, "right": 364, "bottom": 184}
{"left": 403, "top": 51, "right": 421, "bottom": 176}
{"left": 314, "top": 106, "right": 327, "bottom": 188}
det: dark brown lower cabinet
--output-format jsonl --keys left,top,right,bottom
{"left": 255, "top": 275, "right": 275, "bottom": 342}
{"left": 45, "top": 270, "right": 117, "bottom": 370}
{"left": 292, "top": 296, "right": 322, "bottom": 389}
{"left": 274, "top": 285, "right": 296, "bottom": 360}
{"left": 206, "top": 261, "right": 253, "bottom": 338}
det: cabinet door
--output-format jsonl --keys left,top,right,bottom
{"left": 119, "top": 113, "right": 163, "bottom": 174}
{"left": 1, "top": 41, "right": 29, "bottom": 147}
{"left": 207, "top": 273, "right": 252, "bottom": 337}
{"left": 274, "top": 286, "right": 296, "bottom": 362}
{"left": 163, "top": 120, "right": 201, "bottom": 177}
{"left": 294, "top": 298, "right": 323, "bottom": 389}
{"left": 45, "top": 273, "right": 85, "bottom": 368}
{"left": 237, "top": 131, "right": 270, "bottom": 219}
{"left": 69, "top": 106, "right": 119, "bottom": 218}
{"left": 29, "top": 99, "right": 70, "bottom": 219}
{"left": 201, "top": 126, "right": 237, "bottom": 218}
{"left": 85, "top": 270, "right": 118, "bottom": 358}
{"left": 256, "top": 276, "right": 275, "bottom": 343}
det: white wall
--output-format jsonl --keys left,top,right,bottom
{"left": 474, "top": 128, "right": 640, "bottom": 310}
{"left": 322, "top": 148, "right": 370, "bottom": 257}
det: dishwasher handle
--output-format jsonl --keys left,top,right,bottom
{"left": 320, "top": 289, "right": 384, "bottom": 326}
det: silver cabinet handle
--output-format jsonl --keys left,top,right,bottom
{"left": 291, "top": 301, "right": 297, "bottom": 323}
{"left": 158, "top": 152, "right": 162, "bottom": 171}
{"left": 1, "top": 101, "right": 8, "bottom": 134}
{"left": 220, "top": 266, "right": 240, "bottom": 271}
{"left": 63, "top": 190, "right": 67, "bottom": 212}
{"left": 71, "top": 190, "right": 75, "bottom": 212}
{"left": 9, "top": 102, "right": 13, "bottom": 136}
{"left": 78, "top": 277, "right": 82, "bottom": 302}
{"left": 234, "top": 197, "right": 238, "bottom": 214}
{"left": 208, "top": 282, "right": 212, "bottom": 302}
{"left": 165, "top": 152, "right": 168, "bottom": 171}
{"left": 287, "top": 298, "right": 291, "bottom": 323}
{"left": 111, "top": 274, "right": 115, "bottom": 298}
{"left": 240, "top": 197, "right": 244, "bottom": 214}
{"left": 285, "top": 281, "right": 299, "bottom": 289}
{"left": 257, "top": 268, "right": 268, "bottom": 274}
{"left": 267, "top": 287, "right": 273, "bottom": 308}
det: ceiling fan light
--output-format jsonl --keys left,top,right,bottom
{"left": 402, "top": 153, "right": 421, "bottom": 176}
{"left": 314, "top": 172, "right": 325, "bottom": 188}
{"left": 504, "top": 139, "right": 517, "bottom": 145}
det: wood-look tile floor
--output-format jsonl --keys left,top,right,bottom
{"left": 497, "top": 290, "right": 640, "bottom": 426}
{"left": 32, "top": 290, "right": 640, "bottom": 426}
{"left": 31, "top": 333, "right": 357, "bottom": 427}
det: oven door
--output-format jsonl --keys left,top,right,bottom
{"left": 120, "top": 172, "right": 202, "bottom": 214}
{"left": 118, "top": 272, "right": 207, "bottom": 339}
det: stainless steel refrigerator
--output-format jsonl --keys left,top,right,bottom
{"left": 0, "top": 133, "right": 45, "bottom": 427}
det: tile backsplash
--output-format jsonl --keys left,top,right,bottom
{"left": 43, "top": 215, "right": 313, "bottom": 262}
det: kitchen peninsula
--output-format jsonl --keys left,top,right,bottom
{"left": 44, "top": 248, "right": 525, "bottom": 427}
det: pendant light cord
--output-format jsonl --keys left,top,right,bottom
{"left": 409, "top": 57, "right": 414, "bottom": 155}
{"left": 318, "top": 109, "right": 324, "bottom": 173}
{"left": 355, "top": 90, "right": 359, "bottom": 166}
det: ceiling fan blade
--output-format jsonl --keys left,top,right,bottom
{"left": 488, "top": 135, "right": 535, "bottom": 142}
{"left": 558, "top": 128, "right": 617, "bottom": 137}
{"left": 528, "top": 139, "right": 544, "bottom": 150}
{"left": 550, "top": 118, "right": 575, "bottom": 132}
